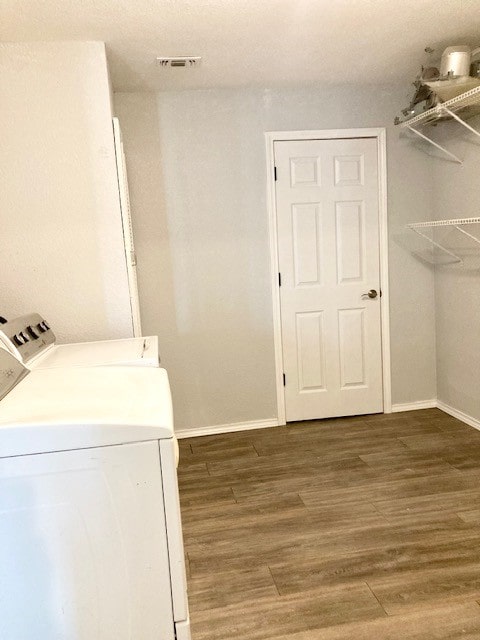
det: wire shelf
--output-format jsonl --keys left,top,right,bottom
{"left": 396, "top": 86, "right": 480, "bottom": 163}
{"left": 408, "top": 217, "right": 480, "bottom": 229}
{"left": 406, "top": 218, "right": 480, "bottom": 266}
{"left": 398, "top": 85, "right": 480, "bottom": 128}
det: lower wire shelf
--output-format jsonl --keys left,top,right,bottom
{"left": 407, "top": 218, "right": 480, "bottom": 266}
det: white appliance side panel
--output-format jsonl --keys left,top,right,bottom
{"left": 159, "top": 439, "right": 189, "bottom": 624}
{"left": 113, "top": 117, "right": 143, "bottom": 338}
{"left": 0, "top": 441, "right": 175, "bottom": 640}
{"left": 142, "top": 335, "right": 160, "bottom": 367}
{"left": 175, "top": 618, "right": 192, "bottom": 640}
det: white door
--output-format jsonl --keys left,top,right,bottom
{"left": 275, "top": 137, "right": 383, "bottom": 422}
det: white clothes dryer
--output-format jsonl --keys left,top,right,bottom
{"left": 0, "top": 313, "right": 159, "bottom": 369}
{"left": 0, "top": 349, "right": 190, "bottom": 640}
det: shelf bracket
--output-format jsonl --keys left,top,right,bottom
{"left": 406, "top": 125, "right": 463, "bottom": 164}
{"left": 409, "top": 226, "right": 463, "bottom": 264}
{"left": 454, "top": 225, "right": 480, "bottom": 246}
{"left": 441, "top": 107, "right": 480, "bottom": 140}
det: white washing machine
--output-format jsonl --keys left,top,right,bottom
{"left": 0, "top": 348, "right": 190, "bottom": 640}
{"left": 0, "top": 313, "right": 159, "bottom": 369}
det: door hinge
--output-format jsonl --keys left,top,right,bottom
{"left": 283, "top": 373, "right": 286, "bottom": 386}
{"left": 278, "top": 272, "right": 282, "bottom": 287}
{"left": 274, "top": 166, "right": 277, "bottom": 181}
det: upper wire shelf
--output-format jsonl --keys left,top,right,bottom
{"left": 406, "top": 217, "right": 480, "bottom": 266}
{"left": 395, "top": 86, "right": 480, "bottom": 164}
{"left": 409, "top": 217, "right": 480, "bottom": 228}
{"left": 398, "top": 86, "right": 480, "bottom": 128}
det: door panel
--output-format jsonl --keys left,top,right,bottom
{"left": 338, "top": 308, "right": 366, "bottom": 388}
{"left": 296, "top": 311, "right": 326, "bottom": 391}
{"left": 335, "top": 201, "right": 365, "bottom": 283}
{"left": 290, "top": 156, "right": 321, "bottom": 187}
{"left": 292, "top": 203, "right": 322, "bottom": 286}
{"left": 334, "top": 154, "right": 364, "bottom": 186}
{"left": 275, "top": 138, "right": 382, "bottom": 421}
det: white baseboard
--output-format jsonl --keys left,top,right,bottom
{"left": 391, "top": 400, "right": 438, "bottom": 413}
{"left": 436, "top": 401, "right": 480, "bottom": 432}
{"left": 392, "top": 398, "right": 480, "bottom": 433}
{"left": 175, "top": 418, "right": 279, "bottom": 439}
{"left": 176, "top": 402, "right": 480, "bottom": 438}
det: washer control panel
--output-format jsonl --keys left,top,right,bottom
{"left": 0, "top": 347, "right": 29, "bottom": 401}
{"left": 0, "top": 313, "right": 56, "bottom": 364}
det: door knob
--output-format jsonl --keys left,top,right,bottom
{"left": 362, "top": 289, "right": 378, "bottom": 299}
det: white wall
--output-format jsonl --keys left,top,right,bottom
{"left": 429, "top": 118, "right": 480, "bottom": 421}
{"left": 114, "top": 86, "right": 437, "bottom": 432}
{"left": 0, "top": 42, "right": 133, "bottom": 342}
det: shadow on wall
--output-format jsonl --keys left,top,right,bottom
{"left": 114, "top": 93, "right": 186, "bottom": 391}
{"left": 115, "top": 90, "right": 278, "bottom": 430}
{"left": 398, "top": 127, "right": 480, "bottom": 163}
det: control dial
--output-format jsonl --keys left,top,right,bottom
{"left": 27, "top": 325, "right": 40, "bottom": 339}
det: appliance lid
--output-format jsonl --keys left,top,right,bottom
{"left": 31, "top": 336, "right": 158, "bottom": 368}
{"left": 0, "top": 366, "right": 173, "bottom": 458}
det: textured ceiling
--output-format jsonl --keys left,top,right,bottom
{"left": 2, "top": 0, "right": 480, "bottom": 91}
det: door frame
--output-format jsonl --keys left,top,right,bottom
{"left": 265, "top": 128, "right": 392, "bottom": 425}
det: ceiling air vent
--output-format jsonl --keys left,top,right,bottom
{"left": 156, "top": 56, "right": 201, "bottom": 68}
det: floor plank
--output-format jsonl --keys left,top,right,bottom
{"left": 268, "top": 602, "right": 480, "bottom": 640}
{"left": 186, "top": 565, "right": 279, "bottom": 612}
{"left": 188, "top": 583, "right": 386, "bottom": 640}
{"left": 269, "top": 534, "right": 480, "bottom": 595}
{"left": 368, "top": 563, "right": 480, "bottom": 614}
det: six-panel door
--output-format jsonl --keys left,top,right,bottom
{"left": 275, "top": 138, "right": 383, "bottom": 421}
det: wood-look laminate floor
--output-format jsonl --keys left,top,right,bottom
{"left": 177, "top": 409, "right": 480, "bottom": 639}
